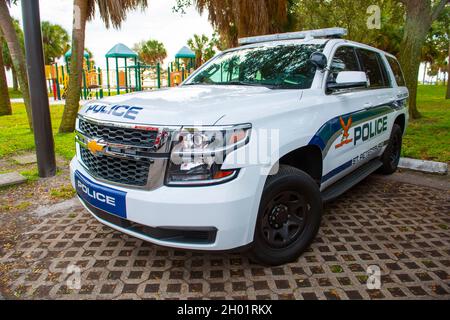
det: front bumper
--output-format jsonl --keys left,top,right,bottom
{"left": 70, "top": 157, "right": 265, "bottom": 251}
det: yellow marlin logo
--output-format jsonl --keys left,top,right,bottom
{"left": 87, "top": 139, "right": 106, "bottom": 155}
{"left": 335, "top": 116, "right": 353, "bottom": 149}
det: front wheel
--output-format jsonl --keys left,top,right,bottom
{"left": 249, "top": 165, "right": 323, "bottom": 266}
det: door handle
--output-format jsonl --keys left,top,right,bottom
{"left": 389, "top": 97, "right": 398, "bottom": 104}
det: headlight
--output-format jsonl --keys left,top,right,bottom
{"left": 166, "top": 124, "right": 251, "bottom": 186}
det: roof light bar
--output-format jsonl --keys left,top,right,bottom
{"left": 238, "top": 28, "right": 348, "bottom": 46}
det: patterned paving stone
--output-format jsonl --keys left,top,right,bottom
{"left": 0, "top": 175, "right": 449, "bottom": 300}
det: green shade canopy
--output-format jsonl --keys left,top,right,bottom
{"left": 106, "top": 43, "right": 138, "bottom": 58}
{"left": 65, "top": 49, "right": 90, "bottom": 59}
{"left": 175, "top": 46, "right": 196, "bottom": 59}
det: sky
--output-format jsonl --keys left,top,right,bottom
{"left": 6, "top": 0, "right": 214, "bottom": 84}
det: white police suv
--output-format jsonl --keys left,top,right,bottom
{"left": 71, "top": 28, "right": 409, "bottom": 265}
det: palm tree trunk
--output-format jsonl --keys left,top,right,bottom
{"left": 0, "top": 44, "right": 12, "bottom": 116}
{"left": 12, "top": 66, "right": 18, "bottom": 91}
{"left": 0, "top": 0, "right": 32, "bottom": 128}
{"left": 59, "top": 0, "right": 88, "bottom": 133}
{"left": 398, "top": 1, "right": 433, "bottom": 120}
{"left": 446, "top": 43, "right": 450, "bottom": 100}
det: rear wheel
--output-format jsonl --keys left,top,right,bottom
{"left": 249, "top": 165, "right": 323, "bottom": 266}
{"left": 379, "top": 124, "right": 402, "bottom": 175}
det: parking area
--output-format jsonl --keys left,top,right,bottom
{"left": 0, "top": 170, "right": 449, "bottom": 300}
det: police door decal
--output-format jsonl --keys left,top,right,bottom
{"left": 75, "top": 171, "right": 127, "bottom": 219}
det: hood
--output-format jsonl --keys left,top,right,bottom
{"left": 79, "top": 85, "right": 302, "bottom": 126}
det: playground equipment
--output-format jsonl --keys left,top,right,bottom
{"left": 45, "top": 63, "right": 64, "bottom": 100}
{"left": 175, "top": 46, "right": 196, "bottom": 71}
{"left": 105, "top": 43, "right": 138, "bottom": 95}
{"left": 64, "top": 49, "right": 91, "bottom": 71}
{"left": 45, "top": 43, "right": 197, "bottom": 101}
{"left": 45, "top": 49, "right": 103, "bottom": 101}
{"left": 104, "top": 44, "right": 197, "bottom": 92}
{"left": 66, "top": 50, "right": 104, "bottom": 100}
{"left": 170, "top": 46, "right": 196, "bottom": 87}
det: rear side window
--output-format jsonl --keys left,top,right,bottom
{"left": 386, "top": 56, "right": 406, "bottom": 87}
{"left": 328, "top": 46, "right": 361, "bottom": 82}
{"left": 357, "top": 49, "right": 390, "bottom": 89}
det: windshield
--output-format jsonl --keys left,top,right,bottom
{"left": 185, "top": 44, "right": 324, "bottom": 89}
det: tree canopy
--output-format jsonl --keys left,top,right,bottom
{"left": 133, "top": 39, "right": 167, "bottom": 65}
{"left": 41, "top": 21, "right": 70, "bottom": 65}
{"left": 187, "top": 33, "right": 218, "bottom": 67}
{"left": 292, "top": 0, "right": 405, "bottom": 56}
{"left": 174, "top": 0, "right": 291, "bottom": 47}
{"left": 422, "top": 6, "right": 449, "bottom": 76}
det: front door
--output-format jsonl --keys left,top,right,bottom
{"left": 319, "top": 45, "right": 394, "bottom": 190}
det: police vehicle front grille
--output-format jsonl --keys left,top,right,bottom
{"left": 80, "top": 148, "right": 150, "bottom": 187}
{"left": 79, "top": 119, "right": 158, "bottom": 147}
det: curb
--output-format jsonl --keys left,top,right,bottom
{"left": 399, "top": 158, "right": 448, "bottom": 175}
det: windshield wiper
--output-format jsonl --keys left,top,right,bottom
{"left": 265, "top": 82, "right": 304, "bottom": 90}
{"left": 217, "top": 81, "right": 277, "bottom": 88}
{"left": 183, "top": 82, "right": 212, "bottom": 86}
{"left": 185, "top": 81, "right": 281, "bottom": 89}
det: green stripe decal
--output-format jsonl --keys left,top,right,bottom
{"left": 309, "top": 104, "right": 394, "bottom": 159}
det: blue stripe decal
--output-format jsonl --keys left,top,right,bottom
{"left": 322, "top": 160, "right": 352, "bottom": 183}
{"left": 308, "top": 102, "right": 401, "bottom": 183}
{"left": 308, "top": 104, "right": 394, "bottom": 154}
{"left": 309, "top": 135, "right": 326, "bottom": 151}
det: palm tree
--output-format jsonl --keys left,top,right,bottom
{"left": 1, "top": 18, "right": 22, "bottom": 91}
{"left": 396, "top": 0, "right": 448, "bottom": 119}
{"left": 187, "top": 34, "right": 217, "bottom": 67}
{"left": 41, "top": 21, "right": 70, "bottom": 65}
{"left": 0, "top": 34, "right": 11, "bottom": 116}
{"left": 60, "top": 0, "right": 149, "bottom": 133}
{"left": 2, "top": 39, "right": 17, "bottom": 91}
{"left": 447, "top": 43, "right": 450, "bottom": 99}
{"left": 0, "top": 0, "right": 32, "bottom": 128}
{"left": 133, "top": 39, "right": 167, "bottom": 65}
{"left": 190, "top": 0, "right": 289, "bottom": 48}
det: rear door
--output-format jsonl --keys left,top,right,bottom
{"left": 385, "top": 54, "right": 410, "bottom": 104}
{"left": 354, "top": 48, "right": 396, "bottom": 161}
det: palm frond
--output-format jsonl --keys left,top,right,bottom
{"left": 193, "top": 0, "right": 288, "bottom": 47}
{"left": 87, "top": 0, "right": 149, "bottom": 29}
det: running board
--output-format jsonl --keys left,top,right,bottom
{"left": 321, "top": 159, "right": 383, "bottom": 203}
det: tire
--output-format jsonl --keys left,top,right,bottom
{"left": 249, "top": 165, "right": 323, "bottom": 266}
{"left": 379, "top": 124, "right": 402, "bottom": 175}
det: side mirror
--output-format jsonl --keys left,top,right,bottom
{"left": 309, "top": 52, "right": 328, "bottom": 70}
{"left": 327, "top": 71, "right": 368, "bottom": 91}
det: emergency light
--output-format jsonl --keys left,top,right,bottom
{"left": 238, "top": 28, "right": 348, "bottom": 46}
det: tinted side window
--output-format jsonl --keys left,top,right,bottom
{"left": 328, "top": 46, "right": 361, "bottom": 82}
{"left": 378, "top": 57, "right": 391, "bottom": 87}
{"left": 357, "top": 49, "right": 388, "bottom": 88}
{"left": 386, "top": 56, "right": 406, "bottom": 86}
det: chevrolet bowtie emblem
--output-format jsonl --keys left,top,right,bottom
{"left": 87, "top": 139, "right": 106, "bottom": 155}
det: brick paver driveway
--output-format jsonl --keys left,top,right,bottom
{"left": 0, "top": 172, "right": 449, "bottom": 300}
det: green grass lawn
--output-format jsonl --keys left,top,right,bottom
{"left": 0, "top": 103, "right": 75, "bottom": 160}
{"left": 402, "top": 85, "right": 450, "bottom": 164}
{"left": 9, "top": 88, "right": 61, "bottom": 100}
{"left": 0, "top": 85, "right": 449, "bottom": 165}
{"left": 8, "top": 88, "right": 23, "bottom": 99}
